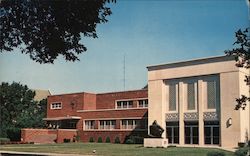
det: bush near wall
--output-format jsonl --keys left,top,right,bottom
{"left": 105, "top": 137, "right": 110, "bottom": 143}
{"left": 89, "top": 137, "right": 94, "bottom": 143}
{"left": 234, "top": 147, "right": 249, "bottom": 156}
{"left": 234, "top": 140, "right": 250, "bottom": 156}
{"left": 125, "top": 135, "right": 144, "bottom": 144}
{"left": 6, "top": 128, "right": 21, "bottom": 141}
{"left": 97, "top": 137, "right": 102, "bottom": 143}
{"left": 114, "top": 137, "right": 120, "bottom": 144}
{"left": 0, "top": 138, "right": 10, "bottom": 144}
{"left": 63, "top": 139, "right": 71, "bottom": 143}
{"left": 206, "top": 151, "right": 225, "bottom": 156}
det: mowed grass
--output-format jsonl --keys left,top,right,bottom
{"left": 0, "top": 143, "right": 234, "bottom": 156}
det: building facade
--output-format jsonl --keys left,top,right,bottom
{"left": 22, "top": 90, "right": 148, "bottom": 143}
{"left": 147, "top": 56, "right": 250, "bottom": 147}
{"left": 22, "top": 55, "right": 249, "bottom": 148}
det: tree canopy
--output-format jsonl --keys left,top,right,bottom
{"left": 0, "top": 82, "right": 47, "bottom": 140}
{"left": 225, "top": 28, "right": 250, "bottom": 110}
{"left": 0, "top": 0, "right": 115, "bottom": 63}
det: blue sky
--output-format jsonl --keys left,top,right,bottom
{"left": 0, "top": 0, "right": 249, "bottom": 94}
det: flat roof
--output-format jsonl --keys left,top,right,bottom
{"left": 49, "top": 89, "right": 147, "bottom": 97}
{"left": 43, "top": 116, "right": 81, "bottom": 121}
{"left": 147, "top": 55, "right": 235, "bottom": 71}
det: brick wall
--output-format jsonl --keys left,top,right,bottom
{"left": 56, "top": 129, "right": 77, "bottom": 143}
{"left": 78, "top": 109, "right": 148, "bottom": 119}
{"left": 78, "top": 130, "right": 148, "bottom": 143}
{"left": 21, "top": 129, "right": 57, "bottom": 143}
{"left": 21, "top": 129, "right": 78, "bottom": 143}
{"left": 47, "top": 90, "right": 148, "bottom": 118}
{"left": 96, "top": 90, "right": 148, "bottom": 109}
{"left": 44, "top": 89, "right": 149, "bottom": 144}
{"left": 83, "top": 93, "right": 96, "bottom": 110}
{"left": 47, "top": 93, "right": 84, "bottom": 118}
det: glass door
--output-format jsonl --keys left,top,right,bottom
{"left": 185, "top": 122, "right": 199, "bottom": 144}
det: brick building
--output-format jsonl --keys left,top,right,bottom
{"left": 22, "top": 55, "right": 249, "bottom": 148}
{"left": 22, "top": 89, "right": 148, "bottom": 143}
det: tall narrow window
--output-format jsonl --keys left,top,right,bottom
{"left": 139, "top": 99, "right": 148, "bottom": 108}
{"left": 99, "top": 120, "right": 116, "bottom": 130}
{"left": 187, "top": 83, "right": 195, "bottom": 110}
{"left": 121, "top": 119, "right": 147, "bottom": 130}
{"left": 207, "top": 81, "right": 216, "bottom": 109}
{"left": 116, "top": 101, "right": 133, "bottom": 109}
{"left": 85, "top": 120, "right": 95, "bottom": 130}
{"left": 166, "top": 122, "right": 179, "bottom": 144}
{"left": 169, "top": 84, "right": 177, "bottom": 111}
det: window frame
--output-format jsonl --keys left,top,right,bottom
{"left": 206, "top": 80, "right": 217, "bottom": 110}
{"left": 99, "top": 120, "right": 116, "bottom": 130}
{"left": 202, "top": 75, "right": 219, "bottom": 111}
{"left": 165, "top": 80, "right": 179, "bottom": 113}
{"left": 84, "top": 120, "right": 95, "bottom": 130}
{"left": 50, "top": 102, "right": 62, "bottom": 110}
{"left": 184, "top": 80, "right": 198, "bottom": 112}
{"left": 168, "top": 83, "right": 178, "bottom": 112}
{"left": 121, "top": 119, "right": 147, "bottom": 130}
{"left": 138, "top": 99, "right": 148, "bottom": 108}
{"left": 116, "top": 100, "right": 133, "bottom": 109}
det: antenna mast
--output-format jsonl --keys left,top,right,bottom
{"left": 123, "top": 54, "right": 126, "bottom": 91}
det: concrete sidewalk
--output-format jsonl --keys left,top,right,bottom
{"left": 0, "top": 150, "right": 94, "bottom": 156}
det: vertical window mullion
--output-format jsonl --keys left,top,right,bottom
{"left": 172, "top": 127, "right": 174, "bottom": 143}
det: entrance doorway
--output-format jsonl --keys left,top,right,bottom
{"left": 185, "top": 122, "right": 199, "bottom": 144}
{"left": 166, "top": 122, "right": 179, "bottom": 144}
{"left": 204, "top": 121, "right": 220, "bottom": 145}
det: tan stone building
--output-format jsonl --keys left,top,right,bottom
{"left": 147, "top": 55, "right": 249, "bottom": 148}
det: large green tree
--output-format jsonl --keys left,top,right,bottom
{"left": 0, "top": 82, "right": 46, "bottom": 140}
{"left": 0, "top": 0, "right": 115, "bottom": 63}
{"left": 225, "top": 28, "right": 250, "bottom": 110}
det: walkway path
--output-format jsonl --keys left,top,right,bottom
{"left": 0, "top": 150, "right": 94, "bottom": 156}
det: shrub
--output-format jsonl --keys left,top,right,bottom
{"left": 63, "top": 138, "right": 70, "bottom": 143}
{"left": 238, "top": 142, "right": 246, "bottom": 148}
{"left": 114, "top": 137, "right": 120, "bottom": 144}
{"left": 234, "top": 147, "right": 248, "bottom": 156}
{"left": 131, "top": 136, "right": 144, "bottom": 144}
{"left": 75, "top": 135, "right": 80, "bottom": 142}
{"left": 207, "top": 151, "right": 225, "bottom": 156}
{"left": 89, "top": 137, "right": 94, "bottom": 143}
{"left": 105, "top": 137, "right": 111, "bottom": 143}
{"left": 6, "top": 128, "right": 21, "bottom": 141}
{"left": 125, "top": 138, "right": 134, "bottom": 144}
{"left": 125, "top": 136, "right": 144, "bottom": 144}
{"left": 0, "top": 138, "right": 10, "bottom": 144}
{"left": 97, "top": 137, "right": 102, "bottom": 143}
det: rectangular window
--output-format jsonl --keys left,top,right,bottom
{"left": 85, "top": 120, "right": 95, "bottom": 130}
{"left": 121, "top": 119, "right": 147, "bottom": 130}
{"left": 139, "top": 99, "right": 148, "bottom": 108}
{"left": 116, "top": 101, "right": 133, "bottom": 109}
{"left": 51, "top": 102, "right": 62, "bottom": 109}
{"left": 207, "top": 81, "right": 216, "bottom": 109}
{"left": 99, "top": 120, "right": 116, "bottom": 130}
{"left": 166, "top": 122, "right": 179, "bottom": 144}
{"left": 204, "top": 121, "right": 220, "bottom": 145}
{"left": 169, "top": 84, "right": 177, "bottom": 111}
{"left": 185, "top": 122, "right": 199, "bottom": 144}
{"left": 187, "top": 83, "right": 195, "bottom": 110}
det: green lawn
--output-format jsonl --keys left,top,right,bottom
{"left": 0, "top": 143, "right": 234, "bottom": 156}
